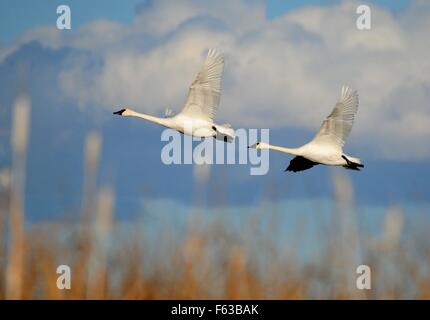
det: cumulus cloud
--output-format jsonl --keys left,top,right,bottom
{"left": 1, "top": 0, "right": 430, "bottom": 160}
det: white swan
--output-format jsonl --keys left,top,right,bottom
{"left": 114, "top": 48, "right": 234, "bottom": 142}
{"left": 249, "top": 86, "right": 364, "bottom": 172}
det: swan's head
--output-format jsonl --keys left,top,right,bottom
{"left": 113, "top": 108, "right": 133, "bottom": 116}
{"left": 248, "top": 142, "right": 270, "bottom": 149}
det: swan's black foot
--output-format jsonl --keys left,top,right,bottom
{"left": 342, "top": 155, "right": 364, "bottom": 171}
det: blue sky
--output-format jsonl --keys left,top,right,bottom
{"left": 0, "top": 0, "right": 411, "bottom": 43}
{"left": 0, "top": 0, "right": 429, "bottom": 223}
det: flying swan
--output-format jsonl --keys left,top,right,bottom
{"left": 113, "top": 48, "right": 234, "bottom": 142}
{"left": 249, "top": 86, "right": 364, "bottom": 172}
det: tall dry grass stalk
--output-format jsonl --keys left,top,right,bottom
{"left": 80, "top": 131, "right": 102, "bottom": 222}
{"left": 72, "top": 131, "right": 102, "bottom": 298}
{"left": 381, "top": 207, "right": 403, "bottom": 253}
{"left": 86, "top": 185, "right": 114, "bottom": 299}
{"left": 331, "top": 171, "right": 365, "bottom": 299}
{"left": 191, "top": 159, "right": 211, "bottom": 218}
{"left": 0, "top": 168, "right": 11, "bottom": 299}
{"left": 5, "top": 95, "right": 30, "bottom": 299}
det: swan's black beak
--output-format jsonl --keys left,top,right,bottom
{"left": 113, "top": 109, "right": 126, "bottom": 115}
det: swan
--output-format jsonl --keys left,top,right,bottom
{"left": 249, "top": 86, "right": 364, "bottom": 172}
{"left": 113, "top": 48, "right": 234, "bottom": 142}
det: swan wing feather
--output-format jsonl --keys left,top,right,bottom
{"left": 312, "top": 86, "right": 359, "bottom": 147}
{"left": 181, "top": 48, "right": 224, "bottom": 121}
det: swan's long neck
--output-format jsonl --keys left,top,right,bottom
{"left": 126, "top": 109, "right": 170, "bottom": 127}
{"left": 265, "top": 144, "right": 302, "bottom": 156}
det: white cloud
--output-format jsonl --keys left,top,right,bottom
{"left": 1, "top": 0, "right": 430, "bottom": 160}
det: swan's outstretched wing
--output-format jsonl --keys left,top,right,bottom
{"left": 180, "top": 48, "right": 224, "bottom": 121}
{"left": 311, "top": 86, "right": 359, "bottom": 148}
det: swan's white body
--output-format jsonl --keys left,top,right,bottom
{"left": 251, "top": 86, "right": 363, "bottom": 172}
{"left": 114, "top": 48, "right": 234, "bottom": 141}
